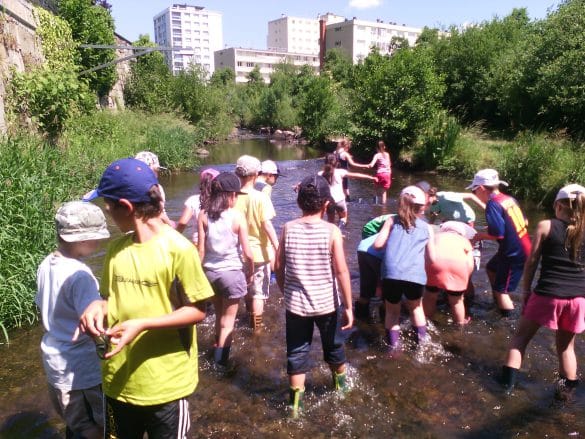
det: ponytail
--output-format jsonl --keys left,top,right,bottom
{"left": 207, "top": 180, "right": 231, "bottom": 221}
{"left": 322, "top": 153, "right": 337, "bottom": 185}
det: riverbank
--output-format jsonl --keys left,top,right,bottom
{"left": 0, "top": 111, "right": 203, "bottom": 336}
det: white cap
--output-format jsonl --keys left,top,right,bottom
{"left": 400, "top": 185, "right": 426, "bottom": 205}
{"left": 466, "top": 169, "right": 508, "bottom": 190}
{"left": 555, "top": 183, "right": 585, "bottom": 202}
{"left": 260, "top": 160, "right": 282, "bottom": 175}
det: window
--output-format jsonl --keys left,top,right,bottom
{"left": 246, "top": 62, "right": 254, "bottom": 67}
{"left": 237, "top": 61, "right": 243, "bottom": 67}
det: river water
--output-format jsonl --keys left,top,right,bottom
{"left": 1, "top": 138, "right": 583, "bottom": 438}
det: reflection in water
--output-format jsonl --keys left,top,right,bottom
{"left": 0, "top": 139, "right": 583, "bottom": 438}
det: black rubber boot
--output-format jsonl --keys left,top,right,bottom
{"left": 501, "top": 365, "right": 518, "bottom": 393}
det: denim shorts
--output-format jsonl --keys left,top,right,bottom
{"left": 285, "top": 309, "right": 347, "bottom": 375}
{"left": 486, "top": 253, "right": 525, "bottom": 293}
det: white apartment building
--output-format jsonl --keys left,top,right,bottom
{"left": 153, "top": 4, "right": 223, "bottom": 75}
{"left": 267, "top": 13, "right": 344, "bottom": 55}
{"left": 214, "top": 48, "right": 319, "bottom": 83}
{"left": 325, "top": 19, "right": 423, "bottom": 64}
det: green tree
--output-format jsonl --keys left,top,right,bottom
{"left": 124, "top": 35, "right": 172, "bottom": 112}
{"left": 530, "top": 0, "right": 585, "bottom": 135}
{"left": 58, "top": 0, "right": 117, "bottom": 98}
{"left": 350, "top": 47, "right": 445, "bottom": 153}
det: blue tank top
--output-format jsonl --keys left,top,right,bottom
{"left": 382, "top": 217, "right": 429, "bottom": 285}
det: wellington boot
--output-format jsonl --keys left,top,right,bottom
{"left": 333, "top": 371, "right": 348, "bottom": 393}
{"left": 501, "top": 365, "right": 518, "bottom": 393}
{"left": 288, "top": 387, "right": 305, "bottom": 419}
{"left": 554, "top": 377, "right": 579, "bottom": 404}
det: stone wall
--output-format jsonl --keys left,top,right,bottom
{"left": 0, "top": 0, "right": 45, "bottom": 132}
{"left": 0, "top": 0, "right": 132, "bottom": 133}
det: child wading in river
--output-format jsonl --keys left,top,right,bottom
{"left": 198, "top": 172, "right": 254, "bottom": 366}
{"left": 36, "top": 201, "right": 110, "bottom": 439}
{"left": 502, "top": 184, "right": 585, "bottom": 401}
{"left": 374, "top": 186, "right": 436, "bottom": 354}
{"left": 275, "top": 175, "right": 354, "bottom": 418}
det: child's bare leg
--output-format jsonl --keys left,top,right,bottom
{"left": 422, "top": 289, "right": 438, "bottom": 319}
{"left": 385, "top": 301, "right": 400, "bottom": 331}
{"left": 289, "top": 373, "right": 305, "bottom": 390}
{"left": 447, "top": 293, "right": 467, "bottom": 325}
{"left": 556, "top": 330, "right": 578, "bottom": 380}
{"left": 408, "top": 299, "right": 426, "bottom": 328}
{"left": 218, "top": 298, "right": 240, "bottom": 348}
{"left": 213, "top": 296, "right": 222, "bottom": 344}
{"left": 505, "top": 317, "right": 540, "bottom": 369}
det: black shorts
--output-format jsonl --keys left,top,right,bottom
{"left": 382, "top": 279, "right": 424, "bottom": 304}
{"left": 105, "top": 395, "right": 191, "bottom": 439}
{"left": 357, "top": 251, "right": 381, "bottom": 299}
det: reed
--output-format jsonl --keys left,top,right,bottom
{"left": 0, "top": 111, "right": 201, "bottom": 339}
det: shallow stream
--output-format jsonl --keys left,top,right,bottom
{"left": 1, "top": 138, "right": 583, "bottom": 438}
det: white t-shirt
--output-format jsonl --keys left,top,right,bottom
{"left": 184, "top": 194, "right": 201, "bottom": 243}
{"left": 319, "top": 168, "right": 348, "bottom": 203}
{"left": 36, "top": 252, "right": 102, "bottom": 391}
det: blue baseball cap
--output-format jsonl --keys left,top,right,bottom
{"left": 83, "top": 158, "right": 159, "bottom": 203}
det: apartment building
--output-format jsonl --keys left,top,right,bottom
{"left": 324, "top": 18, "right": 423, "bottom": 64}
{"left": 267, "top": 13, "right": 344, "bottom": 55}
{"left": 153, "top": 4, "right": 223, "bottom": 75}
{"left": 214, "top": 48, "right": 319, "bottom": 83}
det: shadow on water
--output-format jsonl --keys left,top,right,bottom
{"left": 1, "top": 138, "right": 583, "bottom": 437}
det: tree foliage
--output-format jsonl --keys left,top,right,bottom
{"left": 58, "top": 0, "right": 117, "bottom": 98}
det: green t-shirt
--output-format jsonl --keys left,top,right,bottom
{"left": 362, "top": 214, "right": 393, "bottom": 238}
{"left": 101, "top": 225, "right": 214, "bottom": 406}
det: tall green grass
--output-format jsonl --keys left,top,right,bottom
{"left": 0, "top": 111, "right": 202, "bottom": 339}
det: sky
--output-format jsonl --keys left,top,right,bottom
{"left": 110, "top": 0, "right": 559, "bottom": 48}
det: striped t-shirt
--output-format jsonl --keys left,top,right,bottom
{"left": 283, "top": 220, "right": 339, "bottom": 316}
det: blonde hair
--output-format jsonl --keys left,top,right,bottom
{"left": 397, "top": 194, "right": 423, "bottom": 231}
{"left": 558, "top": 193, "right": 585, "bottom": 261}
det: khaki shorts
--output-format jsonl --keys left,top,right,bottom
{"left": 48, "top": 383, "right": 104, "bottom": 438}
{"left": 248, "top": 262, "right": 270, "bottom": 300}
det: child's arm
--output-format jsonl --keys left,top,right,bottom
{"left": 235, "top": 211, "right": 254, "bottom": 283}
{"left": 331, "top": 226, "right": 354, "bottom": 330}
{"left": 374, "top": 216, "right": 394, "bottom": 249}
{"left": 461, "top": 193, "right": 486, "bottom": 210}
{"left": 262, "top": 219, "right": 279, "bottom": 253}
{"left": 425, "top": 224, "right": 437, "bottom": 264}
{"left": 197, "top": 211, "right": 207, "bottom": 261}
{"left": 175, "top": 205, "right": 194, "bottom": 234}
{"left": 104, "top": 302, "right": 207, "bottom": 359}
{"left": 274, "top": 227, "right": 286, "bottom": 292}
{"left": 521, "top": 219, "right": 549, "bottom": 302}
{"left": 346, "top": 171, "right": 377, "bottom": 183}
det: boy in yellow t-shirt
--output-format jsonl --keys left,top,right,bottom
{"left": 234, "top": 155, "right": 279, "bottom": 332}
{"left": 79, "top": 158, "right": 214, "bottom": 438}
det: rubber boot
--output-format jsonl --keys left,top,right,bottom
{"left": 354, "top": 301, "right": 369, "bottom": 322}
{"left": 501, "top": 365, "right": 518, "bottom": 393}
{"left": 416, "top": 325, "right": 429, "bottom": 345}
{"left": 554, "top": 376, "right": 579, "bottom": 403}
{"left": 386, "top": 329, "right": 401, "bottom": 356}
{"left": 333, "top": 371, "right": 348, "bottom": 393}
{"left": 288, "top": 387, "right": 305, "bottom": 419}
{"left": 250, "top": 313, "right": 263, "bottom": 333}
{"left": 213, "top": 345, "right": 231, "bottom": 366}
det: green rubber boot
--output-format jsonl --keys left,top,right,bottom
{"left": 333, "top": 371, "right": 348, "bottom": 393}
{"left": 288, "top": 387, "right": 305, "bottom": 419}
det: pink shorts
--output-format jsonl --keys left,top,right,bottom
{"left": 375, "top": 172, "right": 391, "bottom": 190}
{"left": 522, "top": 293, "right": 585, "bottom": 333}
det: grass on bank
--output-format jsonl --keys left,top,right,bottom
{"left": 0, "top": 111, "right": 202, "bottom": 339}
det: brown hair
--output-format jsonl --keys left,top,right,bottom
{"left": 558, "top": 193, "right": 585, "bottom": 261}
{"left": 207, "top": 180, "right": 233, "bottom": 221}
{"left": 133, "top": 185, "right": 163, "bottom": 219}
{"left": 397, "top": 193, "right": 423, "bottom": 231}
{"left": 322, "top": 153, "right": 338, "bottom": 185}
